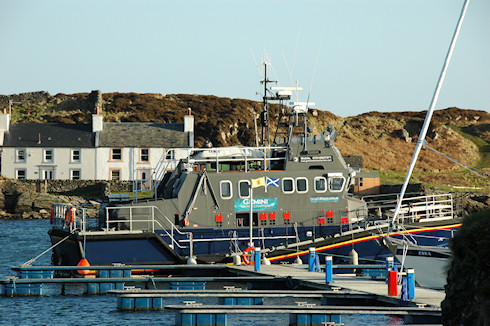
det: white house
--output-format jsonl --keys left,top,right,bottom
{"left": 0, "top": 111, "right": 194, "bottom": 181}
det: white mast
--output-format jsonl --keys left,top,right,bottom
{"left": 388, "top": 0, "right": 471, "bottom": 234}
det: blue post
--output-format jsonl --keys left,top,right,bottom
{"left": 385, "top": 256, "right": 394, "bottom": 283}
{"left": 325, "top": 256, "right": 333, "bottom": 284}
{"left": 254, "top": 247, "right": 261, "bottom": 272}
{"left": 407, "top": 268, "right": 415, "bottom": 300}
{"left": 308, "top": 247, "right": 315, "bottom": 272}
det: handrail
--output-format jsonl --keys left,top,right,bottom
{"left": 102, "top": 205, "right": 192, "bottom": 252}
{"left": 152, "top": 149, "right": 179, "bottom": 199}
{"left": 186, "top": 146, "right": 286, "bottom": 173}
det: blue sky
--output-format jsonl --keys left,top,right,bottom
{"left": 0, "top": 0, "right": 488, "bottom": 117}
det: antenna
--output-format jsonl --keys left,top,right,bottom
{"left": 8, "top": 99, "right": 21, "bottom": 115}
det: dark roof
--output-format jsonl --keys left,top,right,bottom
{"left": 98, "top": 123, "right": 187, "bottom": 148}
{"left": 343, "top": 155, "right": 364, "bottom": 169}
{"left": 3, "top": 123, "right": 94, "bottom": 147}
{"left": 355, "top": 171, "right": 380, "bottom": 178}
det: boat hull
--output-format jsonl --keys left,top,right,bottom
{"left": 49, "top": 219, "right": 460, "bottom": 268}
{"left": 395, "top": 246, "right": 451, "bottom": 289}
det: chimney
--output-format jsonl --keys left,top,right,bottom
{"left": 92, "top": 112, "right": 103, "bottom": 133}
{"left": 0, "top": 112, "right": 10, "bottom": 146}
{"left": 184, "top": 108, "right": 194, "bottom": 148}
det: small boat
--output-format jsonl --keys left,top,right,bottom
{"left": 383, "top": 236, "right": 451, "bottom": 289}
{"left": 48, "top": 62, "right": 461, "bottom": 268}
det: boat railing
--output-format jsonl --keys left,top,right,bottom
{"left": 185, "top": 146, "right": 287, "bottom": 172}
{"left": 394, "top": 193, "right": 454, "bottom": 223}
{"left": 151, "top": 149, "right": 180, "bottom": 199}
{"left": 96, "top": 205, "right": 192, "bottom": 252}
{"left": 51, "top": 203, "right": 88, "bottom": 233}
{"left": 365, "top": 193, "right": 455, "bottom": 223}
{"left": 131, "top": 149, "right": 179, "bottom": 202}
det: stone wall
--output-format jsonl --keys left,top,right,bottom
{"left": 0, "top": 179, "right": 133, "bottom": 219}
{"left": 0, "top": 179, "right": 132, "bottom": 196}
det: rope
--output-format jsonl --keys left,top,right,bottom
{"left": 21, "top": 232, "right": 73, "bottom": 267}
{"left": 147, "top": 276, "right": 157, "bottom": 289}
{"left": 423, "top": 143, "right": 490, "bottom": 181}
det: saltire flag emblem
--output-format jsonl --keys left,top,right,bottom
{"left": 266, "top": 177, "right": 279, "bottom": 187}
{"left": 251, "top": 177, "right": 266, "bottom": 188}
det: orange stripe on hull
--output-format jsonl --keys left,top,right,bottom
{"left": 268, "top": 223, "right": 461, "bottom": 262}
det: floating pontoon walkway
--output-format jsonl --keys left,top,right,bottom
{"left": 228, "top": 264, "right": 445, "bottom": 308}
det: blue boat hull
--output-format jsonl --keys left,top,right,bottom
{"left": 49, "top": 221, "right": 460, "bottom": 267}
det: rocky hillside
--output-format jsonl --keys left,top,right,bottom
{"left": 1, "top": 91, "right": 489, "bottom": 189}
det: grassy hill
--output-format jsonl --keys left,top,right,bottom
{"left": 1, "top": 91, "right": 488, "bottom": 192}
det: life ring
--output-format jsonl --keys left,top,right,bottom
{"left": 49, "top": 206, "right": 54, "bottom": 224}
{"left": 242, "top": 247, "right": 255, "bottom": 265}
{"left": 183, "top": 217, "right": 189, "bottom": 227}
{"left": 65, "top": 207, "right": 75, "bottom": 226}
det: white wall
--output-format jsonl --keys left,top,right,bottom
{"left": 3, "top": 145, "right": 185, "bottom": 180}
{"left": 3, "top": 147, "right": 96, "bottom": 180}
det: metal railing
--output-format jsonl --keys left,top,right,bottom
{"left": 51, "top": 203, "right": 87, "bottom": 233}
{"left": 185, "top": 146, "right": 288, "bottom": 173}
{"left": 102, "top": 205, "right": 192, "bottom": 252}
{"left": 364, "top": 193, "right": 455, "bottom": 223}
{"left": 132, "top": 149, "right": 179, "bottom": 202}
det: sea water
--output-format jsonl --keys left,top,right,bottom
{"left": 0, "top": 219, "right": 403, "bottom": 325}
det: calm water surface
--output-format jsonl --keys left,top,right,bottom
{"left": 0, "top": 219, "right": 403, "bottom": 325}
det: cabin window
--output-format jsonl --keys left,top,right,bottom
{"left": 140, "top": 148, "right": 149, "bottom": 162}
{"left": 314, "top": 177, "right": 327, "bottom": 193}
{"left": 16, "top": 148, "right": 26, "bottom": 162}
{"left": 296, "top": 177, "right": 308, "bottom": 193}
{"left": 71, "top": 149, "right": 81, "bottom": 163}
{"left": 220, "top": 180, "right": 233, "bottom": 199}
{"left": 16, "top": 169, "right": 26, "bottom": 179}
{"left": 238, "top": 180, "right": 250, "bottom": 198}
{"left": 309, "top": 165, "right": 325, "bottom": 170}
{"left": 329, "top": 176, "right": 345, "bottom": 192}
{"left": 282, "top": 178, "right": 295, "bottom": 194}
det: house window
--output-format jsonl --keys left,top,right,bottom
{"left": 111, "top": 148, "right": 122, "bottom": 161}
{"left": 238, "top": 180, "right": 250, "bottom": 198}
{"left": 165, "top": 150, "right": 174, "bottom": 160}
{"left": 44, "top": 149, "right": 53, "bottom": 162}
{"left": 16, "top": 149, "right": 26, "bottom": 162}
{"left": 296, "top": 177, "right": 308, "bottom": 193}
{"left": 314, "top": 177, "right": 327, "bottom": 193}
{"left": 71, "top": 169, "right": 81, "bottom": 180}
{"left": 140, "top": 148, "right": 149, "bottom": 162}
{"left": 71, "top": 149, "right": 81, "bottom": 162}
{"left": 282, "top": 178, "right": 295, "bottom": 194}
{"left": 16, "top": 169, "right": 26, "bottom": 179}
{"left": 220, "top": 180, "right": 232, "bottom": 199}
{"left": 110, "top": 169, "right": 121, "bottom": 180}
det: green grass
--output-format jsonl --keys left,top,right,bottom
{"left": 112, "top": 191, "right": 153, "bottom": 200}
{"left": 449, "top": 125, "right": 490, "bottom": 169}
{"left": 376, "top": 169, "right": 489, "bottom": 194}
